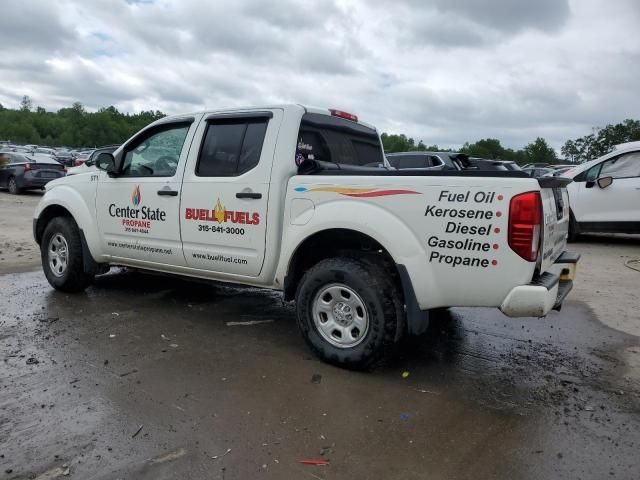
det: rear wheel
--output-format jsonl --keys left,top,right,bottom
{"left": 41, "top": 217, "right": 94, "bottom": 292}
{"left": 295, "top": 255, "right": 403, "bottom": 369}
{"left": 8, "top": 177, "right": 20, "bottom": 195}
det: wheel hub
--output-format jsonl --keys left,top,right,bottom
{"left": 48, "top": 233, "right": 69, "bottom": 278}
{"left": 332, "top": 302, "right": 353, "bottom": 326}
{"left": 312, "top": 284, "right": 370, "bottom": 349}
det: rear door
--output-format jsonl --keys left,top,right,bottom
{"left": 96, "top": 118, "right": 199, "bottom": 266}
{"left": 180, "top": 110, "right": 282, "bottom": 277}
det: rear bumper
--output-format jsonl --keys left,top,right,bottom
{"left": 22, "top": 172, "right": 64, "bottom": 188}
{"left": 499, "top": 251, "right": 580, "bottom": 318}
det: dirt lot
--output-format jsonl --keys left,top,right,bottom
{"left": 0, "top": 191, "right": 42, "bottom": 274}
{"left": 1, "top": 191, "right": 639, "bottom": 479}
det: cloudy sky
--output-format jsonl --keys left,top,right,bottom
{"left": 1, "top": 0, "right": 638, "bottom": 149}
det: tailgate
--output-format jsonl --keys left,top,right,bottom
{"left": 537, "top": 177, "right": 571, "bottom": 272}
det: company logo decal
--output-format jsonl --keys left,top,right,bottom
{"left": 108, "top": 185, "right": 167, "bottom": 233}
{"left": 185, "top": 198, "right": 260, "bottom": 225}
{"left": 293, "top": 186, "right": 421, "bottom": 197}
{"left": 132, "top": 185, "right": 141, "bottom": 206}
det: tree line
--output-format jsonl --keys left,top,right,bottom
{"left": 383, "top": 118, "right": 640, "bottom": 164}
{"left": 0, "top": 96, "right": 164, "bottom": 149}
{"left": 1, "top": 96, "right": 638, "bottom": 164}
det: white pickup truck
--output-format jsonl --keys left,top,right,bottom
{"left": 33, "top": 105, "right": 579, "bottom": 368}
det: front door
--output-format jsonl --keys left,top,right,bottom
{"left": 180, "top": 110, "right": 281, "bottom": 277}
{"left": 573, "top": 150, "right": 640, "bottom": 224}
{"left": 96, "top": 119, "right": 198, "bottom": 266}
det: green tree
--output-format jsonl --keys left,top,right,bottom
{"left": 561, "top": 119, "right": 640, "bottom": 163}
{"left": 20, "top": 96, "right": 32, "bottom": 112}
{"left": 523, "top": 137, "right": 557, "bottom": 164}
{"left": 380, "top": 133, "right": 442, "bottom": 153}
{"left": 460, "top": 138, "right": 505, "bottom": 159}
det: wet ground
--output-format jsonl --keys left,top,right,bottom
{"left": 1, "top": 268, "right": 639, "bottom": 479}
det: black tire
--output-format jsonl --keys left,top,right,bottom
{"left": 41, "top": 217, "right": 94, "bottom": 292}
{"left": 8, "top": 177, "right": 20, "bottom": 195}
{"left": 567, "top": 210, "right": 579, "bottom": 242}
{"left": 295, "top": 255, "right": 404, "bottom": 370}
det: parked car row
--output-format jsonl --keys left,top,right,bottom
{"left": 0, "top": 142, "right": 113, "bottom": 168}
{"left": 0, "top": 144, "right": 120, "bottom": 194}
{"left": 385, "top": 151, "right": 523, "bottom": 172}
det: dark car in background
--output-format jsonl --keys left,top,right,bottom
{"left": 385, "top": 152, "right": 446, "bottom": 170}
{"left": 0, "top": 152, "right": 65, "bottom": 194}
{"left": 386, "top": 151, "right": 474, "bottom": 170}
{"left": 495, "top": 160, "right": 522, "bottom": 171}
{"left": 386, "top": 152, "right": 524, "bottom": 173}
{"left": 54, "top": 150, "right": 76, "bottom": 167}
{"left": 523, "top": 167, "right": 555, "bottom": 177}
{"left": 467, "top": 158, "right": 510, "bottom": 171}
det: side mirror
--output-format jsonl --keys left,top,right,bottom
{"left": 596, "top": 176, "right": 613, "bottom": 189}
{"left": 95, "top": 152, "right": 116, "bottom": 175}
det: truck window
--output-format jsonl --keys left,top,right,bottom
{"left": 297, "top": 113, "right": 383, "bottom": 167}
{"left": 121, "top": 123, "right": 190, "bottom": 177}
{"left": 196, "top": 118, "right": 268, "bottom": 177}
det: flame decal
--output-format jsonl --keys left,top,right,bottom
{"left": 132, "top": 185, "right": 142, "bottom": 206}
{"left": 294, "top": 186, "right": 421, "bottom": 197}
{"left": 340, "top": 189, "right": 421, "bottom": 197}
{"left": 213, "top": 198, "right": 226, "bottom": 223}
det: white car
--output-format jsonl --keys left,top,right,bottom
{"left": 564, "top": 141, "right": 640, "bottom": 240}
{"left": 33, "top": 105, "right": 578, "bottom": 368}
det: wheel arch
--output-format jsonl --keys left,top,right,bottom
{"left": 283, "top": 228, "right": 400, "bottom": 301}
{"left": 34, "top": 204, "right": 73, "bottom": 244}
{"left": 34, "top": 186, "right": 104, "bottom": 262}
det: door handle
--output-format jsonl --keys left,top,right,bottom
{"left": 157, "top": 189, "right": 178, "bottom": 196}
{"left": 236, "top": 192, "right": 262, "bottom": 199}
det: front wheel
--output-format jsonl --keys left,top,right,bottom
{"left": 41, "top": 217, "right": 94, "bottom": 292}
{"left": 295, "top": 256, "right": 403, "bottom": 369}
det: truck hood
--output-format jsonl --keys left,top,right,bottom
{"left": 45, "top": 170, "right": 95, "bottom": 191}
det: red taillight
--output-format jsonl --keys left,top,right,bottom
{"left": 24, "top": 163, "right": 33, "bottom": 171}
{"left": 508, "top": 191, "right": 542, "bottom": 262}
{"left": 329, "top": 109, "right": 358, "bottom": 122}
{"left": 74, "top": 159, "right": 85, "bottom": 166}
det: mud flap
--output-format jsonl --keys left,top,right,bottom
{"left": 79, "top": 229, "right": 99, "bottom": 275}
{"left": 397, "top": 264, "right": 430, "bottom": 335}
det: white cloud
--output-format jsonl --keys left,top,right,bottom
{"left": 0, "top": 0, "right": 638, "bottom": 150}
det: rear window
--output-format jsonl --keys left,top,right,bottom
{"left": 297, "top": 113, "right": 383, "bottom": 167}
